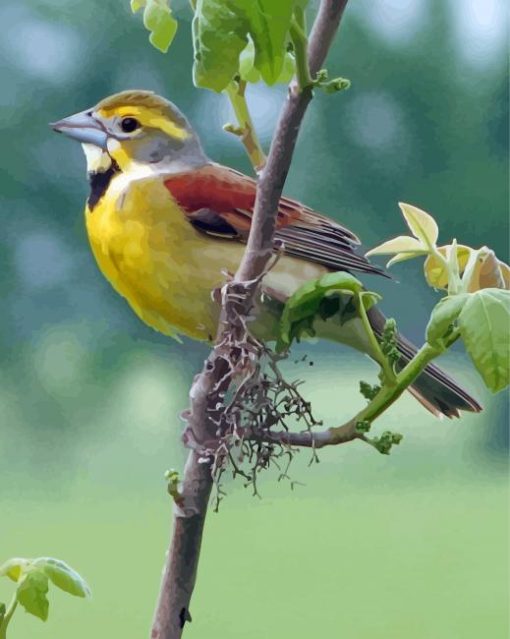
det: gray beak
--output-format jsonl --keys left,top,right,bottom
{"left": 50, "top": 110, "right": 108, "bottom": 149}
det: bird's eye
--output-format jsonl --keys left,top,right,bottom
{"left": 120, "top": 117, "right": 140, "bottom": 133}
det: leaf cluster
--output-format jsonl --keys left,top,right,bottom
{"left": 132, "top": 0, "right": 312, "bottom": 92}
{"left": 426, "top": 288, "right": 510, "bottom": 392}
{"left": 367, "top": 203, "right": 510, "bottom": 393}
{"left": 193, "top": 0, "right": 305, "bottom": 91}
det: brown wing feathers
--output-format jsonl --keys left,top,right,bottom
{"left": 164, "top": 164, "right": 481, "bottom": 417}
{"left": 164, "top": 164, "right": 385, "bottom": 277}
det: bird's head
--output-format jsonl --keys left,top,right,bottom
{"left": 51, "top": 90, "right": 208, "bottom": 175}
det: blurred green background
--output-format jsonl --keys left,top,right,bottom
{"left": 1, "top": 0, "right": 508, "bottom": 637}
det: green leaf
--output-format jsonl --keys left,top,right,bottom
{"left": 193, "top": 0, "right": 297, "bottom": 91}
{"left": 132, "top": 0, "right": 177, "bottom": 53}
{"left": 277, "top": 272, "right": 379, "bottom": 351}
{"left": 426, "top": 294, "right": 468, "bottom": 349}
{"left": 358, "top": 290, "right": 382, "bottom": 311}
{"left": 277, "top": 50, "right": 296, "bottom": 84}
{"left": 32, "top": 558, "right": 91, "bottom": 598}
{"left": 144, "top": 1, "right": 177, "bottom": 53}
{"left": 17, "top": 571, "right": 49, "bottom": 621}
{"left": 239, "top": 39, "right": 296, "bottom": 84}
{"left": 239, "top": 0, "right": 295, "bottom": 85}
{"left": 239, "top": 38, "right": 261, "bottom": 83}
{"left": 399, "top": 202, "right": 439, "bottom": 249}
{"left": 458, "top": 288, "right": 510, "bottom": 393}
{"left": 193, "top": 0, "right": 249, "bottom": 92}
{"left": 0, "top": 558, "right": 31, "bottom": 583}
{"left": 318, "top": 271, "right": 365, "bottom": 294}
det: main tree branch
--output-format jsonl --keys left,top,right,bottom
{"left": 150, "top": 2, "right": 350, "bottom": 637}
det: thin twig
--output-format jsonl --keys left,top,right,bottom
{"left": 225, "top": 80, "right": 267, "bottom": 172}
{"left": 251, "top": 340, "right": 446, "bottom": 449}
{"left": 357, "top": 293, "right": 396, "bottom": 385}
{"left": 289, "top": 16, "right": 313, "bottom": 91}
{"left": 0, "top": 595, "right": 18, "bottom": 639}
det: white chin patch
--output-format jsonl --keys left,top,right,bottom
{"left": 82, "top": 143, "right": 112, "bottom": 173}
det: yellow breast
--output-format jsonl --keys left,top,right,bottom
{"left": 85, "top": 173, "right": 245, "bottom": 340}
{"left": 85, "top": 172, "right": 327, "bottom": 341}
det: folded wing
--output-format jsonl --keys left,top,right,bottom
{"left": 163, "top": 163, "right": 386, "bottom": 277}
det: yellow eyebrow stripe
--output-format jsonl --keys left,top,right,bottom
{"left": 98, "top": 105, "right": 189, "bottom": 140}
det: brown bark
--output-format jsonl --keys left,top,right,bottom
{"left": 150, "top": 2, "right": 351, "bottom": 637}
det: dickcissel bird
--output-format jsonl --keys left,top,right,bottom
{"left": 51, "top": 90, "right": 481, "bottom": 417}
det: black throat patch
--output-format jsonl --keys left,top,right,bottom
{"left": 87, "top": 160, "right": 120, "bottom": 211}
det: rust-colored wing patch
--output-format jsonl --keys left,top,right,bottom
{"left": 164, "top": 163, "right": 386, "bottom": 277}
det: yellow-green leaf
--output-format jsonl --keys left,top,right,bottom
{"left": 132, "top": 0, "right": 177, "bottom": 53}
{"left": 240, "top": 40, "right": 296, "bottom": 84}
{"left": 424, "top": 244, "right": 472, "bottom": 289}
{"left": 277, "top": 50, "right": 296, "bottom": 84}
{"left": 17, "top": 571, "right": 50, "bottom": 621}
{"left": 239, "top": 38, "right": 261, "bottom": 83}
{"left": 399, "top": 202, "right": 439, "bottom": 249}
{"left": 386, "top": 252, "right": 425, "bottom": 267}
{"left": 143, "top": 0, "right": 177, "bottom": 53}
{"left": 239, "top": 0, "right": 295, "bottom": 86}
{"left": 193, "top": 0, "right": 248, "bottom": 92}
{"left": 426, "top": 294, "right": 468, "bottom": 349}
{"left": 0, "top": 558, "right": 31, "bottom": 583}
{"left": 32, "top": 558, "right": 91, "bottom": 598}
{"left": 425, "top": 245, "right": 510, "bottom": 292}
{"left": 365, "top": 235, "right": 426, "bottom": 257}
